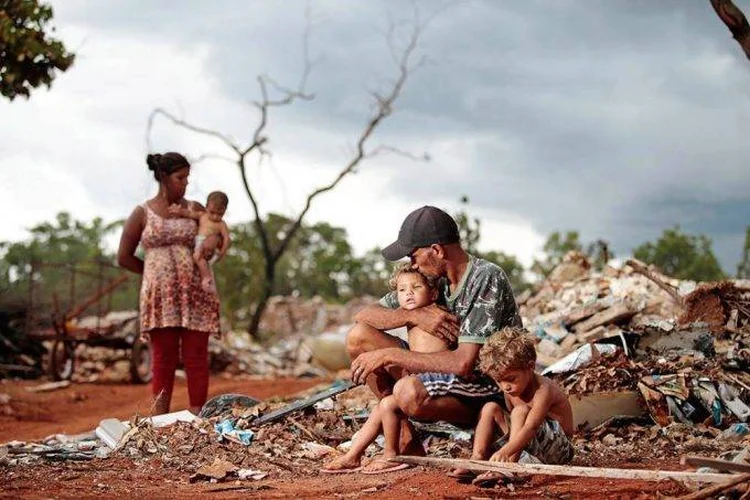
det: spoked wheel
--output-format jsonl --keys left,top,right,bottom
{"left": 49, "top": 340, "right": 75, "bottom": 381}
{"left": 130, "top": 336, "right": 152, "bottom": 384}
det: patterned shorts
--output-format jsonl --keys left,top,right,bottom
{"left": 394, "top": 338, "right": 501, "bottom": 402}
{"left": 496, "top": 418, "right": 574, "bottom": 465}
{"left": 414, "top": 372, "right": 501, "bottom": 401}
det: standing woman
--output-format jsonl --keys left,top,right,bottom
{"left": 117, "top": 152, "right": 220, "bottom": 415}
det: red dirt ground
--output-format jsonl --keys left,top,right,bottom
{"left": 0, "top": 377, "right": 699, "bottom": 499}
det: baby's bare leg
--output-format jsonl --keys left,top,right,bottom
{"left": 194, "top": 236, "right": 219, "bottom": 292}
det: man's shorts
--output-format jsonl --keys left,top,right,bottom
{"left": 495, "top": 418, "right": 574, "bottom": 465}
{"left": 394, "top": 337, "right": 501, "bottom": 402}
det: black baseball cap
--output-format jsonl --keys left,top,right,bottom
{"left": 381, "top": 206, "right": 460, "bottom": 261}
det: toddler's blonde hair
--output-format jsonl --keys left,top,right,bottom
{"left": 388, "top": 261, "right": 436, "bottom": 290}
{"left": 479, "top": 327, "right": 536, "bottom": 376}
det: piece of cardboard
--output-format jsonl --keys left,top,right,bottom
{"left": 569, "top": 390, "right": 644, "bottom": 429}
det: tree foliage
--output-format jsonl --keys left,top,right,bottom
{"left": 632, "top": 226, "right": 725, "bottom": 281}
{"left": 0, "top": 0, "right": 74, "bottom": 100}
{"left": 737, "top": 226, "right": 750, "bottom": 279}
{"left": 0, "top": 212, "right": 138, "bottom": 322}
{"left": 452, "top": 196, "right": 530, "bottom": 293}
{"left": 530, "top": 231, "right": 583, "bottom": 278}
{"left": 209, "top": 214, "right": 392, "bottom": 330}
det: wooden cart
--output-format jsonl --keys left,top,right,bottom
{"left": 24, "top": 261, "right": 151, "bottom": 384}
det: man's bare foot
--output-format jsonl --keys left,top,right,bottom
{"left": 320, "top": 455, "right": 362, "bottom": 474}
{"left": 361, "top": 455, "right": 411, "bottom": 475}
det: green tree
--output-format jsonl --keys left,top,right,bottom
{"left": 530, "top": 231, "right": 583, "bottom": 278}
{"left": 632, "top": 226, "right": 725, "bottom": 281}
{"left": 736, "top": 226, "right": 750, "bottom": 279}
{"left": 214, "top": 213, "right": 389, "bottom": 331}
{"left": 0, "top": 212, "right": 137, "bottom": 323}
{"left": 451, "top": 196, "right": 530, "bottom": 293}
{"left": 0, "top": 0, "right": 74, "bottom": 100}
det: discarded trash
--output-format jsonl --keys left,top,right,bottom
{"left": 189, "top": 456, "right": 238, "bottom": 482}
{"left": 25, "top": 381, "right": 71, "bottom": 393}
{"left": 95, "top": 418, "right": 128, "bottom": 449}
{"left": 718, "top": 423, "right": 750, "bottom": 442}
{"left": 214, "top": 419, "right": 254, "bottom": 446}
{"left": 542, "top": 344, "right": 619, "bottom": 376}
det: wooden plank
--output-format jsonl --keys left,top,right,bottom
{"left": 572, "top": 303, "right": 636, "bottom": 334}
{"left": 674, "top": 473, "right": 750, "bottom": 500}
{"left": 681, "top": 455, "right": 750, "bottom": 474}
{"left": 390, "top": 456, "right": 736, "bottom": 484}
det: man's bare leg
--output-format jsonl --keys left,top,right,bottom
{"left": 346, "top": 322, "right": 419, "bottom": 454}
{"left": 393, "top": 375, "right": 480, "bottom": 426}
{"left": 346, "top": 322, "right": 408, "bottom": 399}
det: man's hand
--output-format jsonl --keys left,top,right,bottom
{"left": 350, "top": 349, "right": 397, "bottom": 385}
{"left": 409, "top": 304, "right": 459, "bottom": 344}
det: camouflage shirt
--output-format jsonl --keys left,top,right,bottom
{"left": 379, "top": 255, "right": 522, "bottom": 344}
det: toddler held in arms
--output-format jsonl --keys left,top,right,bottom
{"left": 321, "top": 263, "right": 447, "bottom": 475}
{"left": 169, "top": 191, "right": 230, "bottom": 292}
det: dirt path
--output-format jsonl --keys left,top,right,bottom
{"left": 0, "top": 376, "right": 323, "bottom": 442}
{"left": 0, "top": 377, "right": 696, "bottom": 499}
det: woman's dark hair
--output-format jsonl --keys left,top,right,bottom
{"left": 146, "top": 152, "right": 190, "bottom": 181}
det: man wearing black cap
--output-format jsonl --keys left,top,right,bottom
{"left": 349, "top": 205, "right": 522, "bottom": 453}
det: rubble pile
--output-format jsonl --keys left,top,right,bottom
{"left": 70, "top": 346, "right": 133, "bottom": 383}
{"left": 520, "top": 253, "right": 684, "bottom": 363}
{"left": 526, "top": 253, "right": 750, "bottom": 433}
{"left": 208, "top": 332, "right": 326, "bottom": 378}
{"left": 258, "top": 295, "right": 378, "bottom": 338}
{"left": 575, "top": 420, "right": 748, "bottom": 465}
{"left": 107, "top": 384, "right": 468, "bottom": 481}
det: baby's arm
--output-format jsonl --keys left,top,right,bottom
{"left": 216, "top": 221, "right": 230, "bottom": 260}
{"left": 491, "top": 386, "right": 553, "bottom": 461}
{"left": 168, "top": 204, "right": 204, "bottom": 220}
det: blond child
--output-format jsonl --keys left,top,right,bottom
{"left": 451, "top": 327, "right": 574, "bottom": 485}
{"left": 321, "top": 263, "right": 446, "bottom": 475}
{"left": 169, "top": 191, "right": 230, "bottom": 292}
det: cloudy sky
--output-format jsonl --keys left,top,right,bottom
{"left": 2, "top": 0, "right": 749, "bottom": 272}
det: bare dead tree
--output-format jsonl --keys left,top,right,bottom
{"left": 147, "top": 17, "right": 427, "bottom": 338}
{"left": 710, "top": 0, "right": 750, "bottom": 60}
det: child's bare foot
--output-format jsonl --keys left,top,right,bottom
{"left": 447, "top": 468, "right": 476, "bottom": 481}
{"left": 201, "top": 277, "right": 214, "bottom": 293}
{"left": 361, "top": 455, "right": 411, "bottom": 475}
{"left": 320, "top": 455, "right": 362, "bottom": 474}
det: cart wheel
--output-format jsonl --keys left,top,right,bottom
{"left": 49, "top": 340, "right": 75, "bottom": 381}
{"left": 130, "top": 337, "right": 152, "bottom": 384}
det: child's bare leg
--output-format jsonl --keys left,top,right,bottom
{"left": 321, "top": 402, "right": 385, "bottom": 472}
{"left": 361, "top": 396, "right": 411, "bottom": 473}
{"left": 450, "top": 401, "right": 503, "bottom": 479}
{"left": 472, "top": 402, "right": 504, "bottom": 460}
{"left": 506, "top": 405, "right": 531, "bottom": 462}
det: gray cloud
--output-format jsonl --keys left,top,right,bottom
{"left": 35, "top": 0, "right": 750, "bottom": 271}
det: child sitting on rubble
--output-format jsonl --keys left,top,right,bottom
{"left": 169, "top": 190, "right": 230, "bottom": 292}
{"left": 321, "top": 263, "right": 447, "bottom": 474}
{"left": 449, "top": 326, "right": 574, "bottom": 487}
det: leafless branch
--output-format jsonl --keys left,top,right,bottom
{"left": 274, "top": 22, "right": 424, "bottom": 261}
{"left": 147, "top": 108, "right": 241, "bottom": 155}
{"left": 367, "top": 145, "right": 431, "bottom": 162}
{"left": 710, "top": 0, "right": 750, "bottom": 60}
